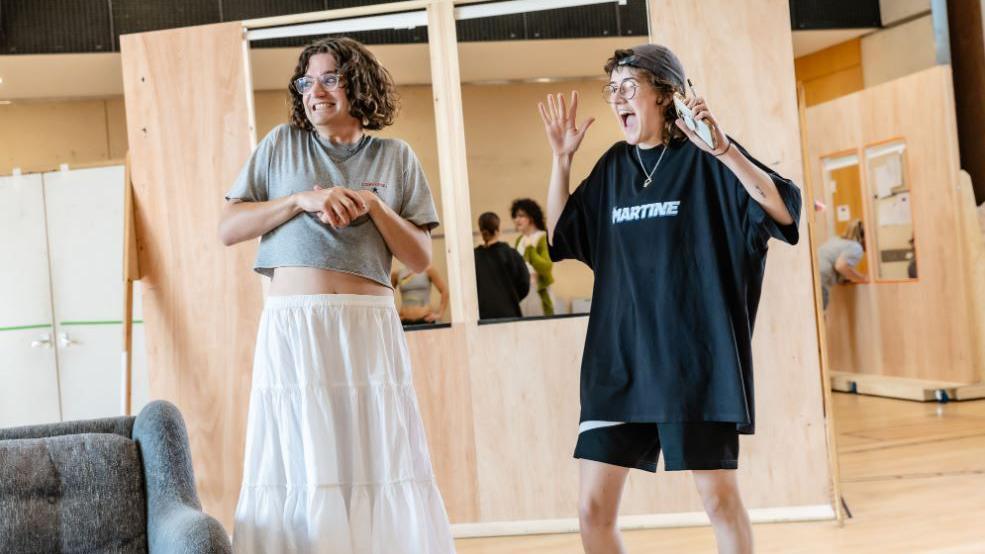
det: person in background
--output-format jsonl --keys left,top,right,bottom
{"left": 907, "top": 236, "right": 918, "bottom": 279}
{"left": 511, "top": 198, "right": 556, "bottom": 316}
{"left": 391, "top": 265, "right": 449, "bottom": 325}
{"left": 474, "top": 212, "right": 530, "bottom": 319}
{"left": 818, "top": 219, "right": 867, "bottom": 309}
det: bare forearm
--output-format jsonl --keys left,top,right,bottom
{"left": 438, "top": 291, "right": 449, "bottom": 318}
{"left": 718, "top": 147, "right": 794, "bottom": 226}
{"left": 837, "top": 264, "right": 866, "bottom": 283}
{"left": 429, "top": 268, "right": 450, "bottom": 317}
{"left": 845, "top": 268, "right": 867, "bottom": 282}
{"left": 546, "top": 154, "right": 573, "bottom": 242}
{"left": 219, "top": 196, "right": 302, "bottom": 246}
{"left": 368, "top": 199, "right": 432, "bottom": 273}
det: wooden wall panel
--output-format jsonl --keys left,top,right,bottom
{"left": 957, "top": 171, "right": 985, "bottom": 380}
{"left": 803, "top": 68, "right": 865, "bottom": 108}
{"left": 795, "top": 40, "right": 862, "bottom": 82}
{"left": 0, "top": 99, "right": 114, "bottom": 175}
{"left": 861, "top": 14, "right": 937, "bottom": 88}
{"left": 864, "top": 67, "right": 972, "bottom": 382}
{"left": 405, "top": 326, "right": 480, "bottom": 523}
{"left": 120, "top": 22, "right": 261, "bottom": 529}
{"left": 806, "top": 65, "right": 982, "bottom": 383}
{"left": 795, "top": 39, "right": 865, "bottom": 107}
{"left": 448, "top": 297, "right": 831, "bottom": 523}
{"left": 105, "top": 98, "right": 130, "bottom": 161}
{"left": 466, "top": 318, "right": 586, "bottom": 520}
{"left": 648, "top": 0, "right": 832, "bottom": 505}
{"left": 804, "top": 96, "right": 883, "bottom": 379}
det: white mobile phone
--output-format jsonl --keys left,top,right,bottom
{"left": 673, "top": 92, "right": 716, "bottom": 149}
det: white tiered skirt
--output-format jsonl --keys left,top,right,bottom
{"left": 232, "top": 294, "right": 455, "bottom": 553}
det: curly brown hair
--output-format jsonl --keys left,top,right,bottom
{"left": 510, "top": 198, "right": 546, "bottom": 231}
{"left": 604, "top": 49, "right": 686, "bottom": 146}
{"left": 289, "top": 37, "right": 399, "bottom": 131}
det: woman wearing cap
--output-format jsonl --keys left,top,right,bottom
{"left": 539, "top": 44, "right": 802, "bottom": 553}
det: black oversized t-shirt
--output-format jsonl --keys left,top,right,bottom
{"left": 549, "top": 139, "right": 802, "bottom": 434}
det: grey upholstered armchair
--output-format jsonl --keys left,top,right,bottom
{"left": 0, "top": 400, "right": 231, "bottom": 553}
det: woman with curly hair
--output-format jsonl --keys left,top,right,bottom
{"left": 219, "top": 37, "right": 454, "bottom": 552}
{"left": 511, "top": 198, "right": 556, "bottom": 316}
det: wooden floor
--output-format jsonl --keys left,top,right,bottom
{"left": 456, "top": 393, "right": 985, "bottom": 553}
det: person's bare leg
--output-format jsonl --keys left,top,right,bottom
{"left": 578, "top": 459, "right": 631, "bottom": 554}
{"left": 692, "top": 470, "right": 753, "bottom": 554}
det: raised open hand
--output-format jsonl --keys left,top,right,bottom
{"left": 538, "top": 91, "right": 595, "bottom": 158}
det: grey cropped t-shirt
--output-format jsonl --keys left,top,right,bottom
{"left": 225, "top": 124, "right": 440, "bottom": 287}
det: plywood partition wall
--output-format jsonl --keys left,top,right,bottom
{"left": 120, "top": 22, "right": 261, "bottom": 529}
{"left": 122, "top": 0, "right": 834, "bottom": 534}
{"left": 637, "top": 0, "right": 832, "bottom": 516}
{"left": 805, "top": 65, "right": 984, "bottom": 383}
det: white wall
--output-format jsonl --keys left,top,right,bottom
{"left": 863, "top": 0, "right": 938, "bottom": 88}
{"left": 862, "top": 13, "right": 937, "bottom": 87}
{"left": 880, "top": 0, "right": 931, "bottom": 25}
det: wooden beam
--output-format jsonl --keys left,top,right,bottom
{"left": 952, "top": 383, "right": 985, "bottom": 401}
{"left": 830, "top": 371, "right": 965, "bottom": 402}
{"left": 122, "top": 151, "right": 139, "bottom": 416}
{"left": 957, "top": 170, "right": 985, "bottom": 380}
{"left": 427, "top": 0, "right": 479, "bottom": 324}
{"left": 798, "top": 83, "right": 846, "bottom": 525}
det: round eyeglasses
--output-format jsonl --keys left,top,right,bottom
{"left": 293, "top": 73, "right": 341, "bottom": 95}
{"left": 602, "top": 80, "right": 639, "bottom": 103}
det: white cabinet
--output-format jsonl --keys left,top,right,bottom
{"left": 0, "top": 166, "right": 148, "bottom": 428}
{"left": 0, "top": 173, "right": 63, "bottom": 427}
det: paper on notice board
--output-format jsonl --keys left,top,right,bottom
{"left": 873, "top": 155, "right": 903, "bottom": 199}
{"left": 878, "top": 192, "right": 912, "bottom": 226}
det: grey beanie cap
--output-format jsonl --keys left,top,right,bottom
{"left": 615, "top": 43, "right": 686, "bottom": 92}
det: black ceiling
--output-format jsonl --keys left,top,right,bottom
{"left": 0, "top": 0, "right": 879, "bottom": 55}
{"left": 0, "top": 0, "right": 648, "bottom": 54}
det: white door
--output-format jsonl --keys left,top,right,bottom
{"left": 0, "top": 173, "right": 62, "bottom": 428}
{"left": 44, "top": 166, "right": 144, "bottom": 420}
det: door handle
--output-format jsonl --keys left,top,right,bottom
{"left": 58, "top": 332, "right": 80, "bottom": 348}
{"left": 31, "top": 334, "right": 52, "bottom": 348}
